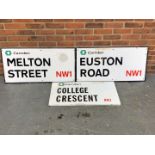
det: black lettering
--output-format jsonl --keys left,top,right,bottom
{"left": 94, "top": 57, "right": 100, "bottom": 65}
{"left": 21, "top": 70, "right": 28, "bottom": 77}
{"left": 8, "top": 70, "right": 14, "bottom": 78}
{"left": 107, "top": 57, "right": 114, "bottom": 65}
{"left": 35, "top": 70, "right": 41, "bottom": 78}
{"left": 57, "top": 88, "right": 61, "bottom": 94}
{"left": 80, "top": 58, "right": 86, "bottom": 66}
{"left": 43, "top": 58, "right": 51, "bottom": 66}
{"left": 56, "top": 96, "right": 61, "bottom": 102}
{"left": 80, "top": 69, "right": 87, "bottom": 77}
{"left": 116, "top": 57, "right": 123, "bottom": 65}
{"left": 41, "top": 70, "right": 47, "bottom": 77}
{"left": 62, "top": 95, "right": 67, "bottom": 102}
{"left": 35, "top": 58, "right": 42, "bottom": 66}
{"left": 7, "top": 59, "right": 16, "bottom": 66}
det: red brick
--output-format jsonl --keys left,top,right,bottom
{"left": 144, "top": 22, "right": 155, "bottom": 27}
{"left": 39, "top": 42, "right": 56, "bottom": 47}
{"left": 57, "top": 41, "right": 75, "bottom": 47}
{"left": 85, "top": 23, "right": 103, "bottom": 28}
{"left": 147, "top": 70, "right": 155, "bottom": 74}
{"left": 104, "top": 35, "right": 121, "bottom": 40}
{"left": 56, "top": 29, "right": 74, "bottom": 35}
{"left": 0, "top": 24, "right": 4, "bottom": 29}
{"left": 76, "top": 41, "right": 93, "bottom": 47}
{"left": 0, "top": 30, "right": 17, "bottom": 35}
{"left": 84, "top": 36, "right": 102, "bottom": 40}
{"left": 65, "top": 23, "right": 84, "bottom": 28}
{"left": 74, "top": 19, "right": 94, "bottom": 22}
{"left": 149, "top": 51, "right": 155, "bottom": 55}
{"left": 147, "top": 40, "right": 155, "bottom": 45}
{"left": 34, "top": 19, "right": 53, "bottom": 22}
{"left": 28, "top": 36, "right": 45, "bottom": 41}
{"left": 75, "top": 29, "right": 93, "bottom": 34}
{"left": 20, "top": 42, "right": 38, "bottom": 47}
{"left": 8, "top": 36, "right": 28, "bottom": 41}
{"left": 5, "top": 23, "right": 26, "bottom": 29}
{"left": 65, "top": 36, "right": 83, "bottom": 41}
{"left": 0, "top": 19, "right": 12, "bottom": 23}
{"left": 105, "top": 22, "right": 123, "bottom": 28}
{"left": 114, "top": 29, "right": 132, "bottom": 34}
{"left": 125, "top": 22, "right": 143, "bottom": 28}
{"left": 0, "top": 63, "right": 3, "bottom": 75}
{"left": 95, "top": 19, "right": 114, "bottom": 22}
{"left": 112, "top": 40, "right": 129, "bottom": 46}
{"left": 149, "top": 46, "right": 155, "bottom": 51}
{"left": 39, "top": 41, "right": 56, "bottom": 47}
{"left": 0, "top": 52, "right": 2, "bottom": 63}
{"left": 46, "top": 23, "right": 64, "bottom": 28}
{"left": 115, "top": 19, "right": 134, "bottom": 21}
{"left": 94, "top": 41, "right": 111, "bottom": 46}
{"left": 36, "top": 30, "right": 55, "bottom": 35}
{"left": 133, "top": 28, "right": 151, "bottom": 34}
{"left": 26, "top": 24, "right": 44, "bottom": 29}
{"left": 0, "top": 42, "right": 19, "bottom": 47}
{"left": 94, "top": 29, "right": 112, "bottom": 34}
{"left": 13, "top": 19, "right": 34, "bottom": 22}
{"left": 122, "top": 34, "right": 141, "bottom": 40}
{"left": 17, "top": 30, "right": 35, "bottom": 35}
{"left": 142, "top": 35, "right": 155, "bottom": 39}
{"left": 0, "top": 36, "right": 7, "bottom": 41}
{"left": 134, "top": 19, "right": 153, "bottom": 21}
{"left": 54, "top": 19, "right": 74, "bottom": 22}
{"left": 46, "top": 36, "right": 64, "bottom": 41}
{"left": 130, "top": 40, "right": 148, "bottom": 46}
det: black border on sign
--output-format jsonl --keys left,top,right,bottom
{"left": 75, "top": 48, "right": 77, "bottom": 82}
{"left": 1, "top": 47, "right": 75, "bottom": 84}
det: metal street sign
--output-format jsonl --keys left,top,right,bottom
{"left": 2, "top": 48, "right": 75, "bottom": 83}
{"left": 49, "top": 82, "right": 121, "bottom": 106}
{"left": 76, "top": 47, "right": 147, "bottom": 81}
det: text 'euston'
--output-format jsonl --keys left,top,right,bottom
{"left": 79, "top": 57, "right": 123, "bottom": 77}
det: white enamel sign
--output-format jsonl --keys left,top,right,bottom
{"left": 76, "top": 47, "right": 147, "bottom": 81}
{"left": 49, "top": 82, "right": 121, "bottom": 106}
{"left": 2, "top": 48, "right": 75, "bottom": 83}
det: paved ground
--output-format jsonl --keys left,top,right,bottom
{"left": 0, "top": 75, "right": 155, "bottom": 135}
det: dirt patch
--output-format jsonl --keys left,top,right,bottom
{"left": 77, "top": 112, "right": 91, "bottom": 118}
{"left": 57, "top": 114, "right": 64, "bottom": 119}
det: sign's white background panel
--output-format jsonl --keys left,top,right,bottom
{"left": 76, "top": 47, "right": 147, "bottom": 81}
{"left": 49, "top": 82, "right": 121, "bottom": 106}
{"left": 2, "top": 48, "right": 75, "bottom": 83}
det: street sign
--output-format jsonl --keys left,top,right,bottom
{"left": 76, "top": 47, "right": 147, "bottom": 81}
{"left": 2, "top": 48, "right": 75, "bottom": 83}
{"left": 49, "top": 82, "right": 121, "bottom": 106}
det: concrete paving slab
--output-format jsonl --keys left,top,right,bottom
{"left": 0, "top": 75, "right": 155, "bottom": 134}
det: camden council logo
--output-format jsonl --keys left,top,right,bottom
{"left": 59, "top": 82, "right": 64, "bottom": 86}
{"left": 80, "top": 50, "right": 86, "bottom": 55}
{"left": 5, "top": 50, "right": 12, "bottom": 56}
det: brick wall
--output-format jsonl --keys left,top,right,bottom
{"left": 0, "top": 19, "right": 155, "bottom": 75}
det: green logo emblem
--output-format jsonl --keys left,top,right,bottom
{"left": 59, "top": 82, "right": 64, "bottom": 86}
{"left": 80, "top": 50, "right": 86, "bottom": 55}
{"left": 5, "top": 50, "right": 12, "bottom": 56}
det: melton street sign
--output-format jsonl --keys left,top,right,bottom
{"left": 2, "top": 48, "right": 75, "bottom": 83}
{"left": 76, "top": 47, "right": 147, "bottom": 81}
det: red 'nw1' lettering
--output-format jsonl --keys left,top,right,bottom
{"left": 56, "top": 71, "right": 72, "bottom": 77}
{"left": 126, "top": 70, "right": 142, "bottom": 77}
